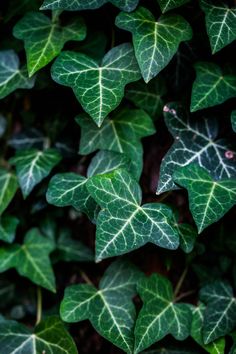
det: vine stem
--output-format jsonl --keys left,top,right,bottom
{"left": 174, "top": 266, "right": 188, "bottom": 298}
{"left": 80, "top": 270, "right": 93, "bottom": 285}
{"left": 36, "top": 286, "right": 42, "bottom": 325}
{"left": 175, "top": 289, "right": 196, "bottom": 302}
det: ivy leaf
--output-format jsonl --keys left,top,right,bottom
{"left": 134, "top": 273, "right": 192, "bottom": 353}
{"left": 0, "top": 216, "right": 19, "bottom": 243}
{"left": 231, "top": 110, "right": 236, "bottom": 133}
{"left": 191, "top": 303, "right": 226, "bottom": 354}
{"left": 60, "top": 259, "right": 143, "bottom": 353}
{"left": 157, "top": 0, "right": 190, "bottom": 13}
{"left": 76, "top": 108, "right": 155, "bottom": 179}
{"left": 51, "top": 43, "right": 141, "bottom": 126}
{"left": 10, "top": 148, "right": 62, "bottom": 198}
{"left": 0, "top": 50, "right": 35, "bottom": 99}
{"left": 0, "top": 228, "right": 56, "bottom": 292}
{"left": 200, "top": 0, "right": 236, "bottom": 54}
{"left": 125, "top": 76, "right": 167, "bottom": 118}
{"left": 200, "top": 281, "right": 236, "bottom": 344}
{"left": 8, "top": 128, "right": 45, "bottom": 150}
{"left": 88, "top": 150, "right": 130, "bottom": 177}
{"left": 0, "top": 169, "right": 18, "bottom": 215}
{"left": 116, "top": 7, "right": 192, "bottom": 82}
{"left": 157, "top": 102, "right": 236, "bottom": 194}
{"left": 173, "top": 164, "right": 236, "bottom": 233}
{"left": 0, "top": 316, "right": 78, "bottom": 353}
{"left": 172, "top": 210, "right": 197, "bottom": 253}
{"left": 13, "top": 12, "right": 86, "bottom": 77}
{"left": 190, "top": 62, "right": 236, "bottom": 112}
{"left": 40, "top": 0, "right": 139, "bottom": 12}
{"left": 87, "top": 168, "right": 179, "bottom": 261}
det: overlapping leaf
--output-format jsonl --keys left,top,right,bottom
{"left": 0, "top": 50, "right": 35, "bottom": 99}
{"left": 0, "top": 169, "right": 18, "bottom": 214}
{"left": 0, "top": 316, "right": 78, "bottom": 354}
{"left": 10, "top": 148, "right": 61, "bottom": 198}
{"left": 190, "top": 62, "right": 236, "bottom": 112}
{"left": 231, "top": 110, "right": 236, "bottom": 133}
{"left": 116, "top": 7, "right": 192, "bottom": 82}
{"left": 200, "top": 281, "right": 236, "bottom": 344}
{"left": 51, "top": 43, "right": 141, "bottom": 126}
{"left": 60, "top": 259, "right": 143, "bottom": 353}
{"left": 174, "top": 164, "right": 236, "bottom": 233}
{"left": 134, "top": 274, "right": 192, "bottom": 353}
{"left": 13, "top": 11, "right": 86, "bottom": 76}
{"left": 172, "top": 210, "right": 197, "bottom": 253}
{"left": 87, "top": 168, "right": 179, "bottom": 261}
{"left": 76, "top": 108, "right": 155, "bottom": 179}
{"left": 157, "top": 0, "right": 190, "bottom": 13}
{"left": 157, "top": 102, "right": 236, "bottom": 194}
{"left": 200, "top": 0, "right": 236, "bottom": 54}
{"left": 0, "top": 228, "right": 56, "bottom": 292}
{"left": 0, "top": 216, "right": 19, "bottom": 243}
{"left": 40, "top": 0, "right": 139, "bottom": 12}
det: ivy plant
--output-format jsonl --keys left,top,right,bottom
{"left": 0, "top": 0, "right": 236, "bottom": 353}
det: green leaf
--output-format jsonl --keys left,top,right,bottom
{"left": 125, "top": 76, "right": 167, "bottom": 118}
{"left": 0, "top": 169, "right": 18, "bottom": 215}
{"left": 10, "top": 148, "right": 62, "bottom": 198}
{"left": 40, "top": 0, "right": 139, "bottom": 12}
{"left": 173, "top": 164, "right": 236, "bottom": 233}
{"left": 230, "top": 331, "right": 236, "bottom": 354}
{"left": 13, "top": 11, "right": 86, "bottom": 76}
{"left": 191, "top": 303, "right": 226, "bottom": 354}
{"left": 200, "top": 0, "right": 236, "bottom": 54}
{"left": 116, "top": 7, "right": 192, "bottom": 82}
{"left": 8, "top": 128, "right": 45, "bottom": 150}
{"left": 0, "top": 316, "right": 78, "bottom": 353}
{"left": 190, "top": 62, "right": 236, "bottom": 112}
{"left": 0, "top": 228, "right": 56, "bottom": 292}
{"left": 51, "top": 43, "right": 141, "bottom": 126}
{"left": 88, "top": 150, "right": 130, "bottom": 177}
{"left": 0, "top": 114, "right": 7, "bottom": 138}
{"left": 172, "top": 210, "right": 197, "bottom": 253}
{"left": 87, "top": 168, "right": 179, "bottom": 261}
{"left": 231, "top": 110, "right": 236, "bottom": 133}
{"left": 0, "top": 50, "right": 35, "bottom": 99}
{"left": 0, "top": 215, "right": 19, "bottom": 243}
{"left": 60, "top": 259, "right": 143, "bottom": 353}
{"left": 157, "top": 0, "right": 190, "bottom": 13}
{"left": 157, "top": 102, "right": 236, "bottom": 194}
{"left": 200, "top": 281, "right": 236, "bottom": 344}
{"left": 134, "top": 273, "right": 192, "bottom": 353}
{"left": 76, "top": 108, "right": 155, "bottom": 179}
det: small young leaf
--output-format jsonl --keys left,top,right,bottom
{"left": 200, "top": 0, "right": 236, "bottom": 54}
{"left": 10, "top": 148, "right": 62, "bottom": 198}
{"left": 125, "top": 76, "right": 167, "bottom": 118}
{"left": 0, "top": 169, "right": 18, "bottom": 215}
{"left": 60, "top": 259, "right": 143, "bottom": 353}
{"left": 0, "top": 216, "right": 19, "bottom": 243}
{"left": 87, "top": 169, "right": 179, "bottom": 261}
{"left": 200, "top": 281, "right": 236, "bottom": 344}
{"left": 0, "top": 50, "right": 35, "bottom": 99}
{"left": 134, "top": 274, "right": 192, "bottom": 353}
{"left": 174, "top": 164, "right": 236, "bottom": 233}
{"left": 190, "top": 62, "right": 236, "bottom": 112}
{"left": 116, "top": 7, "right": 192, "bottom": 82}
{"left": 76, "top": 108, "right": 155, "bottom": 179}
{"left": 40, "top": 0, "right": 139, "bottom": 12}
{"left": 51, "top": 43, "right": 141, "bottom": 126}
{"left": 0, "top": 316, "right": 78, "bottom": 353}
{"left": 231, "top": 110, "right": 236, "bottom": 133}
{"left": 13, "top": 11, "right": 86, "bottom": 76}
{"left": 0, "top": 228, "right": 56, "bottom": 292}
{"left": 157, "top": 0, "right": 190, "bottom": 13}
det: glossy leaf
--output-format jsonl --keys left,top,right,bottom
{"left": 51, "top": 43, "right": 141, "bottom": 126}
{"left": 10, "top": 148, "right": 62, "bottom": 198}
{"left": 116, "top": 7, "right": 192, "bottom": 82}
{"left": 190, "top": 62, "right": 236, "bottom": 112}
{"left": 174, "top": 164, "right": 236, "bottom": 233}
{"left": 157, "top": 102, "right": 236, "bottom": 194}
{"left": 60, "top": 259, "right": 143, "bottom": 353}
{"left": 200, "top": 0, "right": 236, "bottom": 54}
{"left": 0, "top": 228, "right": 56, "bottom": 292}
{"left": 13, "top": 11, "right": 86, "bottom": 76}
{"left": 0, "top": 169, "right": 18, "bottom": 215}
{"left": 134, "top": 273, "right": 192, "bottom": 353}
{"left": 0, "top": 50, "right": 35, "bottom": 99}
{"left": 172, "top": 210, "right": 197, "bottom": 253}
{"left": 0, "top": 316, "right": 78, "bottom": 353}
{"left": 0, "top": 216, "right": 19, "bottom": 243}
{"left": 76, "top": 108, "right": 155, "bottom": 179}
{"left": 87, "top": 169, "right": 179, "bottom": 261}
{"left": 157, "top": 0, "right": 190, "bottom": 13}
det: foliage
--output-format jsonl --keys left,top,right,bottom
{"left": 0, "top": 0, "right": 236, "bottom": 353}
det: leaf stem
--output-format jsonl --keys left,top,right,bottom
{"left": 174, "top": 266, "right": 188, "bottom": 298}
{"left": 175, "top": 289, "right": 196, "bottom": 302}
{"left": 80, "top": 270, "right": 93, "bottom": 285}
{"left": 36, "top": 286, "right": 42, "bottom": 325}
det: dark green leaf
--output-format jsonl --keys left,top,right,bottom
{"left": 0, "top": 215, "right": 19, "bottom": 243}
{"left": 157, "top": 0, "right": 190, "bottom": 13}
{"left": 0, "top": 169, "right": 18, "bottom": 215}
{"left": 231, "top": 110, "right": 236, "bottom": 133}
